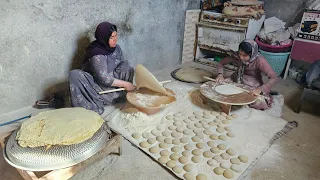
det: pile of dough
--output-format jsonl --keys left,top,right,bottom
{"left": 16, "top": 108, "right": 104, "bottom": 148}
{"left": 175, "top": 67, "right": 212, "bottom": 83}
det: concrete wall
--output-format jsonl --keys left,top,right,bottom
{"left": 0, "top": 0, "right": 199, "bottom": 115}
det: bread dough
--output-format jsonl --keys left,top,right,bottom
{"left": 162, "top": 131, "right": 171, "bottom": 137}
{"left": 173, "top": 121, "right": 183, "bottom": 126}
{"left": 159, "top": 156, "right": 170, "bottom": 164}
{"left": 171, "top": 146, "right": 181, "bottom": 153}
{"left": 183, "top": 129, "right": 193, "bottom": 135}
{"left": 218, "top": 144, "right": 227, "bottom": 150}
{"left": 174, "top": 117, "right": 185, "bottom": 121}
{"left": 164, "top": 138, "right": 172, "bottom": 144}
{"left": 172, "top": 139, "right": 181, "bottom": 145}
{"left": 196, "top": 133, "right": 204, "bottom": 139}
{"left": 159, "top": 142, "right": 169, "bottom": 149}
{"left": 168, "top": 125, "right": 176, "bottom": 131}
{"left": 203, "top": 151, "right": 213, "bottom": 158}
{"left": 226, "top": 148, "right": 236, "bottom": 156}
{"left": 208, "top": 121, "right": 217, "bottom": 126}
{"left": 194, "top": 123, "right": 202, "bottom": 128}
{"left": 183, "top": 119, "right": 192, "bottom": 124}
{"left": 132, "top": 133, "right": 141, "bottom": 139}
{"left": 220, "top": 162, "right": 231, "bottom": 169}
{"left": 223, "top": 169, "right": 234, "bottom": 179}
{"left": 184, "top": 173, "right": 195, "bottom": 180}
{"left": 203, "top": 130, "right": 212, "bottom": 135}
{"left": 196, "top": 174, "right": 207, "bottom": 180}
{"left": 192, "top": 149, "right": 202, "bottom": 155}
{"left": 176, "top": 127, "right": 184, "bottom": 133}
{"left": 193, "top": 111, "right": 203, "bottom": 116}
{"left": 179, "top": 156, "right": 189, "bottom": 164}
{"left": 142, "top": 132, "right": 152, "bottom": 138}
{"left": 211, "top": 111, "right": 219, "bottom": 116}
{"left": 183, "top": 164, "right": 193, "bottom": 172}
{"left": 170, "top": 153, "right": 180, "bottom": 160}
{"left": 213, "top": 155, "right": 223, "bottom": 162}
{"left": 210, "top": 147, "right": 220, "bottom": 154}
{"left": 149, "top": 146, "right": 160, "bottom": 153}
{"left": 216, "top": 128, "right": 225, "bottom": 133}
{"left": 207, "top": 141, "right": 215, "bottom": 147}
{"left": 199, "top": 120, "right": 207, "bottom": 124}
{"left": 203, "top": 124, "right": 211, "bottom": 129}
{"left": 193, "top": 129, "right": 202, "bottom": 134}
{"left": 196, "top": 143, "right": 205, "bottom": 149}
{"left": 207, "top": 159, "right": 218, "bottom": 166}
{"left": 210, "top": 134, "right": 219, "bottom": 140}
{"left": 219, "top": 135, "right": 228, "bottom": 141}
{"left": 217, "top": 115, "right": 226, "bottom": 120}
{"left": 160, "top": 150, "right": 170, "bottom": 156}
{"left": 135, "top": 64, "right": 168, "bottom": 95}
{"left": 166, "top": 115, "right": 174, "bottom": 120}
{"left": 217, "top": 123, "right": 225, "bottom": 128}
{"left": 191, "top": 156, "right": 201, "bottom": 163}
{"left": 192, "top": 136, "right": 201, "bottom": 142}
{"left": 184, "top": 144, "right": 193, "bottom": 150}
{"left": 151, "top": 129, "right": 161, "bottom": 136}
{"left": 203, "top": 111, "right": 211, "bottom": 115}
{"left": 156, "top": 125, "right": 166, "bottom": 131}
{"left": 195, "top": 115, "right": 203, "bottom": 119}
{"left": 180, "top": 137, "right": 189, "bottom": 144}
{"left": 182, "top": 150, "right": 191, "bottom": 157}
{"left": 156, "top": 136, "right": 165, "bottom": 142}
{"left": 239, "top": 155, "right": 249, "bottom": 163}
{"left": 147, "top": 138, "right": 157, "bottom": 145}
{"left": 225, "top": 126, "right": 231, "bottom": 131}
{"left": 188, "top": 116, "right": 197, "bottom": 121}
{"left": 139, "top": 141, "right": 150, "bottom": 148}
{"left": 222, "top": 120, "right": 230, "bottom": 124}
{"left": 214, "top": 119, "right": 221, "bottom": 124}
{"left": 215, "top": 84, "right": 243, "bottom": 95}
{"left": 16, "top": 108, "right": 104, "bottom": 148}
{"left": 166, "top": 160, "right": 176, "bottom": 168}
{"left": 221, "top": 153, "right": 231, "bottom": 160}
{"left": 172, "top": 166, "right": 183, "bottom": 174}
{"left": 203, "top": 114, "right": 212, "bottom": 119}
{"left": 213, "top": 167, "right": 224, "bottom": 175}
{"left": 231, "top": 164, "right": 242, "bottom": 172}
{"left": 187, "top": 124, "right": 195, "bottom": 129}
{"left": 230, "top": 157, "right": 241, "bottom": 165}
{"left": 175, "top": 67, "right": 212, "bottom": 83}
{"left": 226, "top": 115, "right": 233, "bottom": 120}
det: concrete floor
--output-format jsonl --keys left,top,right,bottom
{"left": 1, "top": 65, "right": 320, "bottom": 180}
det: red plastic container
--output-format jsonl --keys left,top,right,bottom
{"left": 255, "top": 37, "right": 292, "bottom": 53}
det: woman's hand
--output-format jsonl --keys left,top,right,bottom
{"left": 215, "top": 74, "right": 225, "bottom": 83}
{"left": 123, "top": 82, "right": 135, "bottom": 91}
{"left": 250, "top": 88, "right": 262, "bottom": 96}
{"left": 112, "top": 79, "right": 135, "bottom": 91}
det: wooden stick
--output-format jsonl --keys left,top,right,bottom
{"left": 203, "top": 76, "right": 270, "bottom": 100}
{"left": 98, "top": 80, "right": 172, "bottom": 95}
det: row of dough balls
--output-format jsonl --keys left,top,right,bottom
{"left": 165, "top": 111, "right": 238, "bottom": 122}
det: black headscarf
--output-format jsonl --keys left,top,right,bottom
{"left": 83, "top": 22, "right": 117, "bottom": 63}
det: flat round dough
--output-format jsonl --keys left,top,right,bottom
{"left": 188, "top": 116, "right": 197, "bottom": 121}
{"left": 230, "top": 157, "right": 241, "bottom": 165}
{"left": 149, "top": 146, "right": 160, "bottom": 153}
{"left": 183, "top": 119, "right": 192, "bottom": 124}
{"left": 226, "top": 148, "right": 236, "bottom": 156}
{"left": 173, "top": 166, "right": 183, "bottom": 174}
{"left": 196, "top": 133, "right": 204, "bottom": 139}
{"left": 192, "top": 136, "right": 201, "bottom": 142}
{"left": 203, "top": 114, "right": 212, "bottom": 119}
{"left": 213, "top": 155, "right": 223, "bottom": 162}
{"left": 159, "top": 156, "right": 170, "bottom": 164}
{"left": 151, "top": 129, "right": 161, "bottom": 136}
{"left": 213, "top": 167, "right": 224, "bottom": 175}
{"left": 196, "top": 143, "right": 205, "bottom": 149}
{"left": 239, "top": 155, "right": 249, "bottom": 163}
{"left": 219, "top": 135, "right": 228, "bottom": 141}
{"left": 207, "top": 141, "right": 215, "bottom": 147}
{"left": 176, "top": 127, "right": 184, "bottom": 133}
{"left": 214, "top": 119, "right": 221, "bottom": 124}
{"left": 210, "top": 134, "right": 219, "bottom": 140}
{"left": 217, "top": 144, "right": 227, "bottom": 150}
{"left": 179, "top": 156, "right": 189, "bottom": 164}
{"left": 166, "top": 160, "right": 176, "bottom": 168}
{"left": 170, "top": 153, "right": 180, "bottom": 160}
{"left": 193, "top": 129, "right": 202, "bottom": 134}
{"left": 231, "top": 164, "right": 242, "bottom": 172}
{"left": 225, "top": 126, "right": 231, "bottom": 131}
{"left": 164, "top": 138, "right": 172, "bottom": 144}
{"left": 147, "top": 138, "right": 157, "bottom": 145}
{"left": 187, "top": 124, "right": 195, "bottom": 129}
{"left": 203, "top": 129, "right": 212, "bottom": 135}
{"left": 156, "top": 136, "right": 165, "bottom": 142}
{"left": 142, "top": 132, "right": 152, "bottom": 138}
{"left": 221, "top": 153, "right": 231, "bottom": 160}
{"left": 139, "top": 141, "right": 150, "bottom": 148}
{"left": 160, "top": 150, "right": 170, "bottom": 156}
{"left": 168, "top": 125, "right": 176, "bottom": 131}
{"left": 196, "top": 174, "right": 207, "bottom": 180}
{"left": 182, "top": 150, "right": 191, "bottom": 157}
{"left": 173, "top": 121, "right": 183, "bottom": 126}
{"left": 223, "top": 169, "right": 234, "bottom": 179}
{"left": 216, "top": 128, "right": 225, "bottom": 133}
{"left": 203, "top": 151, "right": 213, "bottom": 158}
{"left": 159, "top": 142, "right": 169, "bottom": 149}
{"left": 194, "top": 123, "right": 202, "bottom": 128}
{"left": 210, "top": 147, "right": 220, "bottom": 154}
{"left": 162, "top": 130, "right": 171, "bottom": 137}
{"left": 220, "top": 162, "right": 231, "bottom": 169}
{"left": 192, "top": 149, "right": 202, "bottom": 155}
{"left": 184, "top": 144, "right": 193, "bottom": 150}
{"left": 180, "top": 137, "right": 189, "bottom": 144}
{"left": 132, "top": 133, "right": 141, "bottom": 139}
{"left": 191, "top": 156, "right": 201, "bottom": 163}
{"left": 208, "top": 121, "right": 217, "bottom": 126}
{"left": 217, "top": 123, "right": 225, "bottom": 128}
{"left": 203, "top": 124, "right": 211, "bottom": 129}
{"left": 171, "top": 146, "right": 181, "bottom": 153}
{"left": 183, "top": 164, "right": 193, "bottom": 172}
{"left": 183, "top": 129, "right": 193, "bottom": 135}
{"left": 207, "top": 159, "right": 218, "bottom": 166}
{"left": 171, "top": 132, "right": 181, "bottom": 138}
{"left": 172, "top": 139, "right": 181, "bottom": 145}
{"left": 215, "top": 84, "right": 243, "bottom": 95}
{"left": 184, "top": 173, "right": 195, "bottom": 180}
{"left": 166, "top": 115, "right": 174, "bottom": 120}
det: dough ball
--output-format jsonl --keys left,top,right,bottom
{"left": 172, "top": 139, "right": 181, "bottom": 145}
{"left": 170, "top": 153, "right": 180, "bottom": 160}
{"left": 208, "top": 121, "right": 217, "bottom": 126}
{"left": 171, "top": 131, "right": 181, "bottom": 138}
{"left": 213, "top": 155, "right": 223, "bottom": 162}
{"left": 183, "top": 119, "right": 192, "bottom": 124}
{"left": 238, "top": 155, "right": 249, "bottom": 163}
{"left": 172, "top": 166, "right": 183, "bottom": 174}
{"left": 195, "top": 115, "right": 203, "bottom": 119}
{"left": 184, "top": 173, "right": 195, "bottom": 180}
{"left": 207, "top": 159, "right": 218, "bottom": 166}
{"left": 179, "top": 156, "right": 189, "bottom": 164}
{"left": 196, "top": 143, "right": 205, "bottom": 149}
{"left": 168, "top": 125, "right": 176, "bottom": 131}
{"left": 217, "top": 123, "right": 225, "bottom": 128}
{"left": 189, "top": 116, "right": 197, "bottom": 121}
{"left": 194, "top": 123, "right": 203, "bottom": 128}
{"left": 142, "top": 132, "right": 152, "bottom": 138}
{"left": 226, "top": 115, "right": 233, "bottom": 120}
{"left": 139, "top": 141, "right": 150, "bottom": 148}
{"left": 149, "top": 146, "right": 160, "bottom": 153}
{"left": 192, "top": 149, "right": 202, "bottom": 155}
{"left": 132, "top": 133, "right": 141, "bottom": 139}
{"left": 192, "top": 136, "right": 201, "bottom": 142}
{"left": 219, "top": 135, "right": 228, "bottom": 141}
{"left": 223, "top": 169, "right": 234, "bottom": 179}
{"left": 231, "top": 114, "right": 238, "bottom": 118}
{"left": 183, "top": 164, "right": 193, "bottom": 172}
{"left": 216, "top": 127, "right": 225, "bottom": 133}
{"left": 230, "top": 164, "right": 242, "bottom": 172}
{"left": 156, "top": 125, "right": 166, "bottom": 131}
{"left": 203, "top": 114, "right": 213, "bottom": 119}
{"left": 214, "top": 119, "right": 221, "bottom": 124}
{"left": 191, "top": 156, "right": 202, "bottom": 163}
{"left": 211, "top": 111, "right": 219, "bottom": 116}
{"left": 226, "top": 148, "right": 236, "bottom": 156}
{"left": 210, "top": 147, "right": 220, "bottom": 154}
{"left": 200, "top": 120, "right": 208, "bottom": 125}
{"left": 174, "top": 112, "right": 183, "bottom": 117}
{"left": 213, "top": 167, "right": 224, "bottom": 175}
{"left": 220, "top": 162, "right": 231, "bottom": 169}
{"left": 225, "top": 126, "right": 231, "bottom": 131}
{"left": 183, "top": 129, "right": 193, "bottom": 135}
{"left": 220, "top": 112, "right": 228, "bottom": 117}
{"left": 176, "top": 127, "right": 184, "bottom": 133}
{"left": 217, "top": 115, "right": 226, "bottom": 120}
{"left": 151, "top": 129, "right": 161, "bottom": 136}
{"left": 156, "top": 136, "right": 165, "bottom": 142}
{"left": 162, "top": 130, "right": 171, "bottom": 137}
{"left": 184, "top": 144, "right": 193, "bottom": 150}
{"left": 160, "top": 150, "right": 170, "bottom": 156}
{"left": 217, "top": 144, "right": 227, "bottom": 150}
{"left": 164, "top": 138, "right": 172, "bottom": 144}
{"left": 203, "top": 129, "right": 212, "bottom": 135}
{"left": 196, "top": 133, "right": 205, "bottom": 139}
{"left": 203, "top": 111, "right": 211, "bottom": 115}
{"left": 203, "top": 151, "right": 213, "bottom": 158}
{"left": 182, "top": 150, "right": 191, "bottom": 157}
{"left": 171, "top": 146, "right": 181, "bottom": 153}
{"left": 180, "top": 137, "right": 189, "bottom": 144}
{"left": 230, "top": 157, "right": 241, "bottom": 165}
{"left": 159, "top": 142, "right": 169, "bottom": 149}
{"left": 210, "top": 134, "right": 218, "bottom": 140}
{"left": 196, "top": 174, "right": 207, "bottom": 180}
{"left": 147, "top": 138, "right": 157, "bottom": 145}
{"left": 166, "top": 160, "right": 176, "bottom": 168}
{"left": 193, "top": 128, "right": 202, "bottom": 134}
{"left": 166, "top": 115, "right": 174, "bottom": 120}
{"left": 203, "top": 124, "right": 211, "bottom": 129}
{"left": 207, "top": 141, "right": 215, "bottom": 147}
{"left": 222, "top": 120, "right": 230, "bottom": 124}
{"left": 193, "top": 111, "right": 203, "bottom": 116}
{"left": 221, "top": 153, "right": 231, "bottom": 160}
{"left": 158, "top": 156, "right": 170, "bottom": 164}
{"left": 173, "top": 121, "right": 183, "bottom": 126}
{"left": 187, "top": 124, "right": 195, "bottom": 129}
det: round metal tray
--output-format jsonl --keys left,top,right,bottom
{"left": 171, "top": 68, "right": 211, "bottom": 84}
{"left": 3, "top": 123, "right": 108, "bottom": 171}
